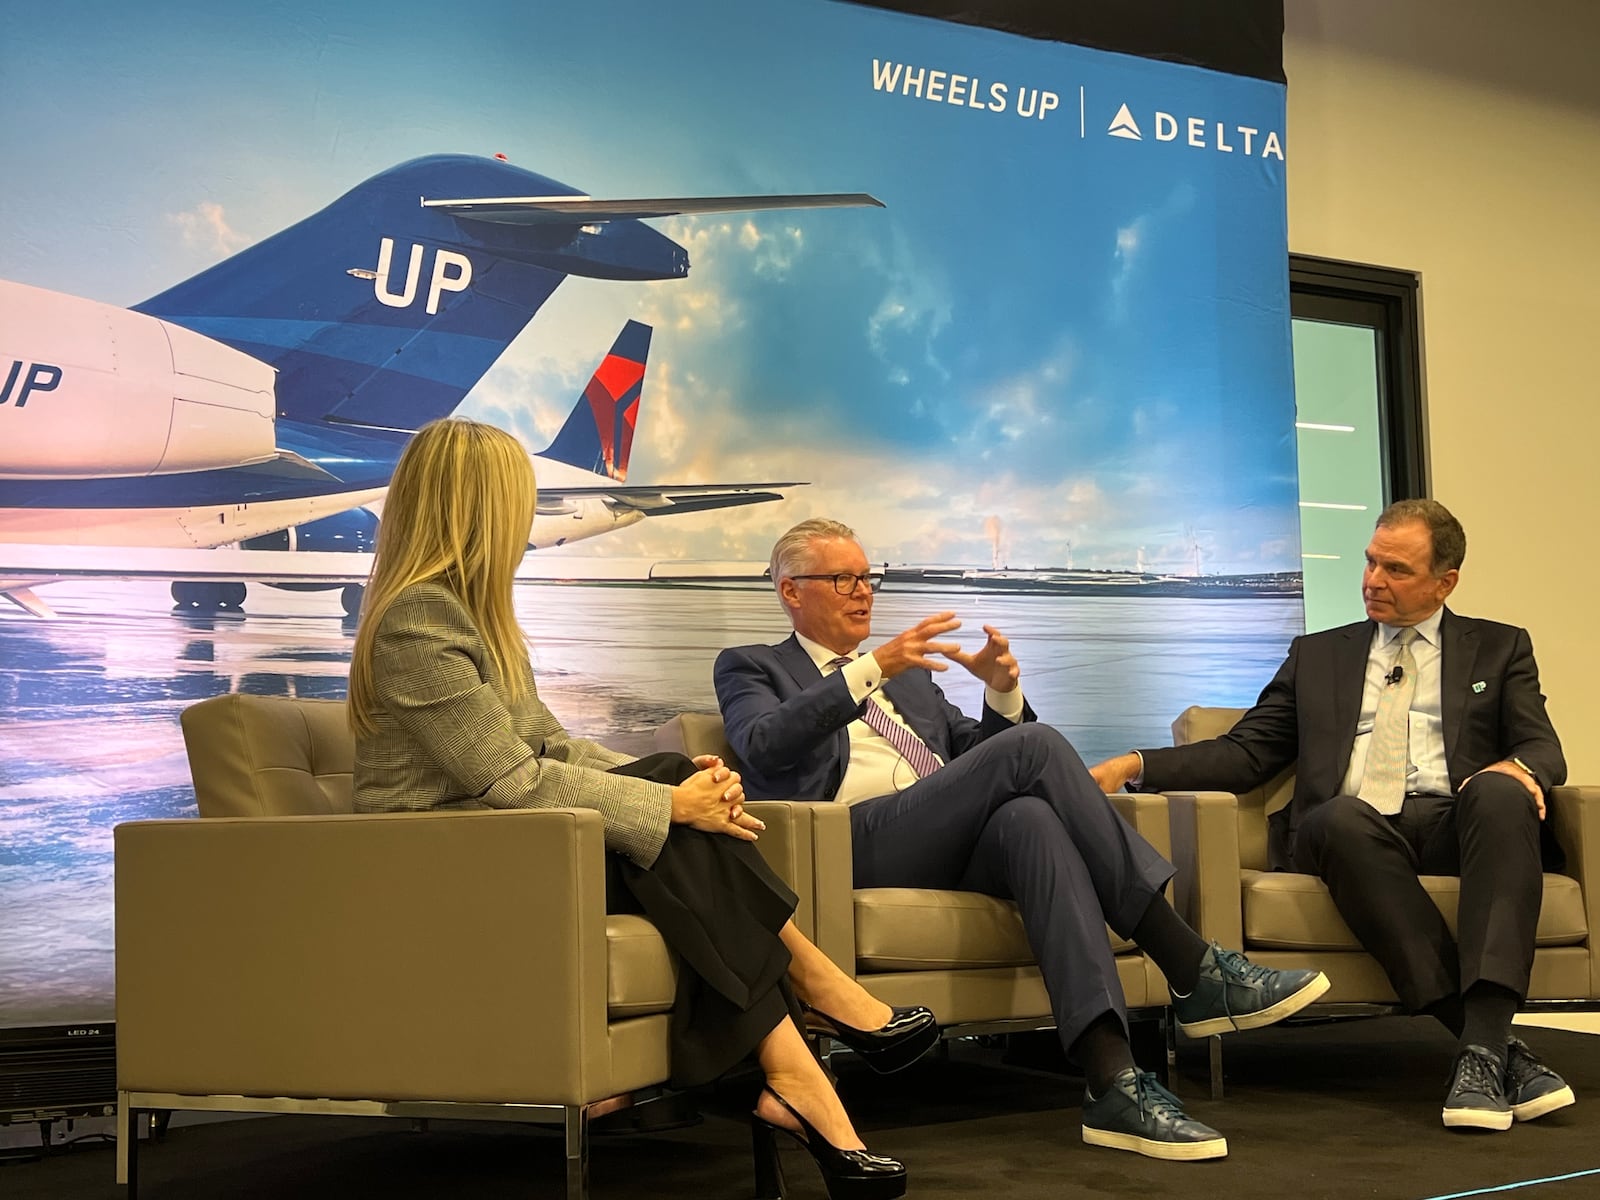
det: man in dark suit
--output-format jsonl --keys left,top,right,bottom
{"left": 715, "top": 518, "right": 1330, "bottom": 1162}
{"left": 1091, "top": 499, "right": 1574, "bottom": 1131}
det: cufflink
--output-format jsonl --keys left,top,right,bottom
{"left": 1471, "top": 681, "right": 1486, "bottom": 693}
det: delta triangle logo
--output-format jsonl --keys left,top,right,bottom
{"left": 1108, "top": 102, "right": 1142, "bottom": 141}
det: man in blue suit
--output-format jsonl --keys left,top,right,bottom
{"left": 715, "top": 517, "right": 1329, "bottom": 1161}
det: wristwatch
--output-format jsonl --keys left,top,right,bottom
{"left": 1511, "top": 756, "right": 1541, "bottom": 788}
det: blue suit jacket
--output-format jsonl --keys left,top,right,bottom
{"left": 714, "top": 634, "right": 1036, "bottom": 801}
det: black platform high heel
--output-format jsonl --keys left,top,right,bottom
{"left": 751, "top": 1087, "right": 907, "bottom": 1200}
{"left": 802, "top": 1001, "right": 940, "bottom": 1075}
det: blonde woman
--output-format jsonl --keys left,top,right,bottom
{"left": 349, "top": 419, "right": 931, "bottom": 1199}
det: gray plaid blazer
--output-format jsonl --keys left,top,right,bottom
{"left": 353, "top": 580, "right": 674, "bottom": 867}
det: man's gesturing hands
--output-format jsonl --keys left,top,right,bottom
{"left": 872, "top": 613, "right": 1020, "bottom": 693}
{"left": 872, "top": 612, "right": 961, "bottom": 678}
{"left": 946, "top": 624, "right": 1020, "bottom": 692}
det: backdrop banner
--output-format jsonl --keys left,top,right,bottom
{"left": 0, "top": 0, "right": 1296, "bottom": 1024}
{"left": 855, "top": 0, "right": 1287, "bottom": 83}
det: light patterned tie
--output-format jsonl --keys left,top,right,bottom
{"left": 1357, "top": 627, "right": 1421, "bottom": 816}
{"left": 828, "top": 656, "right": 943, "bottom": 779}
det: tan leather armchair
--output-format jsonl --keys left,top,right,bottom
{"left": 1163, "top": 705, "right": 1600, "bottom": 1091}
{"left": 656, "top": 713, "right": 1173, "bottom": 1044}
{"left": 115, "top": 693, "right": 830, "bottom": 1199}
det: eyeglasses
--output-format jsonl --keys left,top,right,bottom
{"left": 790, "top": 572, "right": 884, "bottom": 595}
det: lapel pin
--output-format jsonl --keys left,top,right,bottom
{"left": 1472, "top": 681, "right": 1486, "bottom": 693}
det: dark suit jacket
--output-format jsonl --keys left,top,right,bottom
{"left": 1138, "top": 607, "right": 1566, "bottom": 870}
{"left": 714, "top": 634, "right": 1036, "bottom": 801}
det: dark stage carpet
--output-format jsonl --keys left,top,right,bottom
{"left": 5, "top": 1017, "right": 1598, "bottom": 1199}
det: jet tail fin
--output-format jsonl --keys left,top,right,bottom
{"left": 542, "top": 321, "right": 651, "bottom": 482}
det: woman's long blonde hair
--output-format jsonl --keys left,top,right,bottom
{"left": 348, "top": 418, "right": 537, "bottom": 735}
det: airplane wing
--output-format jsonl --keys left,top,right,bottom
{"left": 422, "top": 193, "right": 884, "bottom": 225}
{"left": 538, "top": 482, "right": 807, "bottom": 516}
{"left": 1, "top": 545, "right": 376, "bottom": 593}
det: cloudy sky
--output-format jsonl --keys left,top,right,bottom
{"left": 1, "top": 0, "right": 1296, "bottom": 573}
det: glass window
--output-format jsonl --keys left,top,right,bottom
{"left": 1292, "top": 318, "right": 1384, "bottom": 631}
{"left": 1290, "top": 258, "right": 1424, "bottom": 632}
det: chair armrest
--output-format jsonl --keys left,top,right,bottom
{"left": 116, "top": 807, "right": 614, "bottom": 1107}
{"left": 745, "top": 801, "right": 819, "bottom": 940}
{"left": 744, "top": 800, "right": 855, "bottom": 975}
{"left": 810, "top": 803, "right": 856, "bottom": 974}
{"left": 1546, "top": 785, "right": 1600, "bottom": 997}
{"left": 1163, "top": 791, "right": 1244, "bottom": 949}
{"left": 1111, "top": 792, "right": 1172, "bottom": 863}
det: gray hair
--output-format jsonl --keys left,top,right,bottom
{"left": 769, "top": 518, "right": 861, "bottom": 588}
{"left": 1376, "top": 499, "right": 1466, "bottom": 574}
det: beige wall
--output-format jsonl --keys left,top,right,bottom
{"left": 1285, "top": 0, "right": 1600, "bottom": 782}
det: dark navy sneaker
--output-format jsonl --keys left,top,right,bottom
{"left": 1443, "top": 1044, "right": 1512, "bottom": 1131}
{"left": 1170, "top": 944, "right": 1330, "bottom": 1038}
{"left": 1082, "top": 1068, "right": 1228, "bottom": 1161}
{"left": 1506, "top": 1035, "right": 1575, "bottom": 1122}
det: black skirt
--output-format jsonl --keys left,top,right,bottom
{"left": 607, "top": 752, "right": 801, "bottom": 1087}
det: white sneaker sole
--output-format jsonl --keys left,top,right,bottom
{"left": 1442, "top": 1105, "right": 1514, "bottom": 1131}
{"left": 1512, "top": 1084, "right": 1575, "bottom": 1122}
{"left": 1083, "top": 1126, "right": 1228, "bottom": 1161}
{"left": 1177, "top": 970, "right": 1331, "bottom": 1039}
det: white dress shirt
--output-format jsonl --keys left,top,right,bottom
{"left": 1339, "top": 607, "right": 1451, "bottom": 798}
{"left": 794, "top": 633, "right": 1025, "bottom": 806}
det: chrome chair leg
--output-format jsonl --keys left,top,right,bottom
{"left": 564, "top": 1104, "right": 590, "bottom": 1200}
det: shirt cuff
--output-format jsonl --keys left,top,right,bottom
{"left": 1130, "top": 750, "right": 1146, "bottom": 790}
{"left": 984, "top": 684, "right": 1025, "bottom": 723}
{"left": 842, "top": 653, "right": 885, "bottom": 703}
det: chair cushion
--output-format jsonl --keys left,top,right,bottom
{"left": 854, "top": 887, "right": 1135, "bottom": 971}
{"left": 183, "top": 694, "right": 355, "bottom": 816}
{"left": 606, "top": 915, "right": 677, "bottom": 1018}
{"left": 1242, "top": 870, "right": 1589, "bottom": 950}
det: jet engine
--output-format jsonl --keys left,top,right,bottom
{"left": 0, "top": 280, "right": 276, "bottom": 479}
{"left": 241, "top": 507, "right": 380, "bottom": 555}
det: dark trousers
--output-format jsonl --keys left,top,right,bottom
{"left": 608, "top": 753, "right": 801, "bottom": 1088}
{"left": 847, "top": 723, "right": 1174, "bottom": 1051}
{"left": 1290, "top": 771, "right": 1543, "bottom": 1011}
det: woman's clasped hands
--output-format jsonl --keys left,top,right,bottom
{"left": 670, "top": 754, "right": 765, "bottom": 841}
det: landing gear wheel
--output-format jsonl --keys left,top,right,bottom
{"left": 170, "top": 581, "right": 247, "bottom": 611}
{"left": 341, "top": 583, "right": 365, "bottom": 617}
{"left": 171, "top": 581, "right": 206, "bottom": 610}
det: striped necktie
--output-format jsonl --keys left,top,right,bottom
{"left": 1357, "top": 627, "right": 1421, "bottom": 816}
{"left": 828, "top": 656, "right": 943, "bottom": 778}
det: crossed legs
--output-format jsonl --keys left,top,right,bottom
{"left": 849, "top": 723, "right": 1183, "bottom": 1065}
{"left": 846, "top": 722, "right": 1330, "bottom": 1159}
